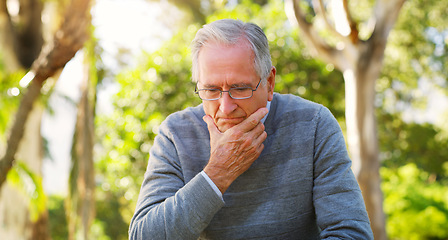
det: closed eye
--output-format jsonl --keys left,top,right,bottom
{"left": 231, "top": 88, "right": 250, "bottom": 92}
{"left": 203, "top": 89, "right": 220, "bottom": 93}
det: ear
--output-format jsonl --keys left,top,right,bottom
{"left": 267, "top": 66, "right": 276, "bottom": 101}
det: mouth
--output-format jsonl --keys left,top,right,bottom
{"left": 217, "top": 117, "right": 245, "bottom": 124}
{"left": 215, "top": 117, "right": 246, "bottom": 130}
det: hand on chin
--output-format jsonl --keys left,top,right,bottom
{"left": 216, "top": 117, "right": 245, "bottom": 132}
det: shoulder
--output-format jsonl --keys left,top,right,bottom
{"left": 270, "top": 93, "right": 331, "bottom": 123}
{"left": 159, "top": 104, "right": 207, "bottom": 135}
{"left": 165, "top": 104, "right": 205, "bottom": 125}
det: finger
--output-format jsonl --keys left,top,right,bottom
{"left": 256, "top": 142, "right": 265, "bottom": 154}
{"left": 252, "top": 121, "right": 266, "bottom": 135}
{"left": 244, "top": 120, "right": 265, "bottom": 139}
{"left": 238, "top": 107, "right": 268, "bottom": 131}
{"left": 252, "top": 130, "right": 268, "bottom": 146}
{"left": 203, "top": 115, "right": 221, "bottom": 135}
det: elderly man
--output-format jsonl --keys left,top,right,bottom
{"left": 129, "top": 19, "right": 373, "bottom": 239}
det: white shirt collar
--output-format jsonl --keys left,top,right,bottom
{"left": 261, "top": 101, "right": 271, "bottom": 124}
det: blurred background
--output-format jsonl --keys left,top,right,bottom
{"left": 0, "top": 0, "right": 447, "bottom": 239}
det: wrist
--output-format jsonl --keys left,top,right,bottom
{"left": 203, "top": 165, "right": 235, "bottom": 194}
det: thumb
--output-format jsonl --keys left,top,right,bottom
{"left": 203, "top": 115, "right": 221, "bottom": 135}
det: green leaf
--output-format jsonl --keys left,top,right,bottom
{"left": 7, "top": 162, "right": 47, "bottom": 222}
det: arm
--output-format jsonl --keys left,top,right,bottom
{"left": 128, "top": 122, "right": 224, "bottom": 240}
{"left": 202, "top": 108, "right": 268, "bottom": 193}
{"left": 312, "top": 107, "right": 374, "bottom": 239}
{"left": 129, "top": 107, "right": 268, "bottom": 239}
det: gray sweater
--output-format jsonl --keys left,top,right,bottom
{"left": 129, "top": 93, "right": 373, "bottom": 239}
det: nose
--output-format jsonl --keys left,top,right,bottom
{"left": 218, "top": 91, "right": 237, "bottom": 115}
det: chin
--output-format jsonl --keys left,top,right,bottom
{"left": 217, "top": 125, "right": 233, "bottom": 133}
{"left": 216, "top": 118, "right": 244, "bottom": 132}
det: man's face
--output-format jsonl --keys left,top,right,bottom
{"left": 197, "top": 40, "right": 275, "bottom": 132}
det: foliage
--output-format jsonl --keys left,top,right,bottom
{"left": 376, "top": 0, "right": 448, "bottom": 178}
{"left": 209, "top": 0, "right": 347, "bottom": 119}
{"left": 47, "top": 195, "right": 68, "bottom": 240}
{"left": 374, "top": 1, "right": 448, "bottom": 238}
{"left": 0, "top": 59, "right": 26, "bottom": 142}
{"left": 93, "top": 0, "right": 345, "bottom": 237}
{"left": 379, "top": 112, "right": 448, "bottom": 179}
{"left": 6, "top": 161, "right": 47, "bottom": 222}
{"left": 93, "top": 1, "right": 448, "bottom": 239}
{"left": 35, "top": 0, "right": 448, "bottom": 239}
{"left": 380, "top": 0, "right": 448, "bottom": 113}
{"left": 95, "top": 192, "right": 129, "bottom": 240}
{"left": 48, "top": 195, "right": 113, "bottom": 240}
{"left": 382, "top": 163, "right": 448, "bottom": 239}
{"left": 94, "top": 20, "right": 201, "bottom": 238}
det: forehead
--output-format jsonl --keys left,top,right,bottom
{"left": 199, "top": 41, "right": 254, "bottom": 65}
{"left": 198, "top": 41, "right": 257, "bottom": 86}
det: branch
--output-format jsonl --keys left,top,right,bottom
{"left": 371, "top": 0, "right": 406, "bottom": 42}
{"left": 285, "top": 0, "right": 344, "bottom": 69}
{"left": 342, "top": 0, "right": 359, "bottom": 44}
{"left": 312, "top": 0, "right": 346, "bottom": 40}
{"left": 32, "top": 0, "right": 92, "bottom": 81}
{"left": 361, "top": 0, "right": 406, "bottom": 70}
{"left": 0, "top": 0, "right": 92, "bottom": 188}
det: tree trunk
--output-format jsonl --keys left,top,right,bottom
{"left": 0, "top": 0, "right": 92, "bottom": 189}
{"left": 0, "top": 0, "right": 21, "bottom": 71}
{"left": 0, "top": 0, "right": 43, "bottom": 70}
{"left": 344, "top": 65, "right": 387, "bottom": 240}
{"left": 285, "top": 0, "right": 406, "bottom": 239}
{"left": 0, "top": 105, "right": 50, "bottom": 240}
{"left": 15, "top": 0, "right": 44, "bottom": 68}
{"left": 66, "top": 52, "right": 96, "bottom": 240}
{"left": 0, "top": 0, "right": 91, "bottom": 239}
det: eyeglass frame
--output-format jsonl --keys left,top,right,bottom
{"left": 194, "top": 78, "right": 263, "bottom": 101}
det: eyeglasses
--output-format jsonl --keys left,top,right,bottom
{"left": 195, "top": 78, "right": 263, "bottom": 101}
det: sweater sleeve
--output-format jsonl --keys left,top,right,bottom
{"left": 312, "top": 107, "right": 374, "bottom": 239}
{"left": 128, "top": 121, "right": 225, "bottom": 240}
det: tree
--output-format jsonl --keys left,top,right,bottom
{"left": 378, "top": 0, "right": 448, "bottom": 180}
{"left": 94, "top": 27, "right": 202, "bottom": 238}
{"left": 0, "top": 0, "right": 92, "bottom": 195}
{"left": 381, "top": 163, "right": 448, "bottom": 239}
{"left": 0, "top": 0, "right": 44, "bottom": 71}
{"left": 93, "top": 1, "right": 347, "bottom": 238}
{"left": 1, "top": 0, "right": 47, "bottom": 238}
{"left": 91, "top": 0, "right": 447, "bottom": 239}
{"left": 0, "top": 0, "right": 92, "bottom": 239}
{"left": 284, "top": 0, "right": 408, "bottom": 238}
{"left": 149, "top": 0, "right": 220, "bottom": 24}
{"left": 66, "top": 48, "right": 97, "bottom": 240}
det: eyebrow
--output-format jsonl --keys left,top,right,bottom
{"left": 200, "top": 82, "right": 252, "bottom": 89}
{"left": 200, "top": 83, "right": 219, "bottom": 89}
{"left": 232, "top": 83, "right": 251, "bottom": 88}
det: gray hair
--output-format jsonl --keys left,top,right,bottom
{"left": 191, "top": 19, "right": 272, "bottom": 83}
